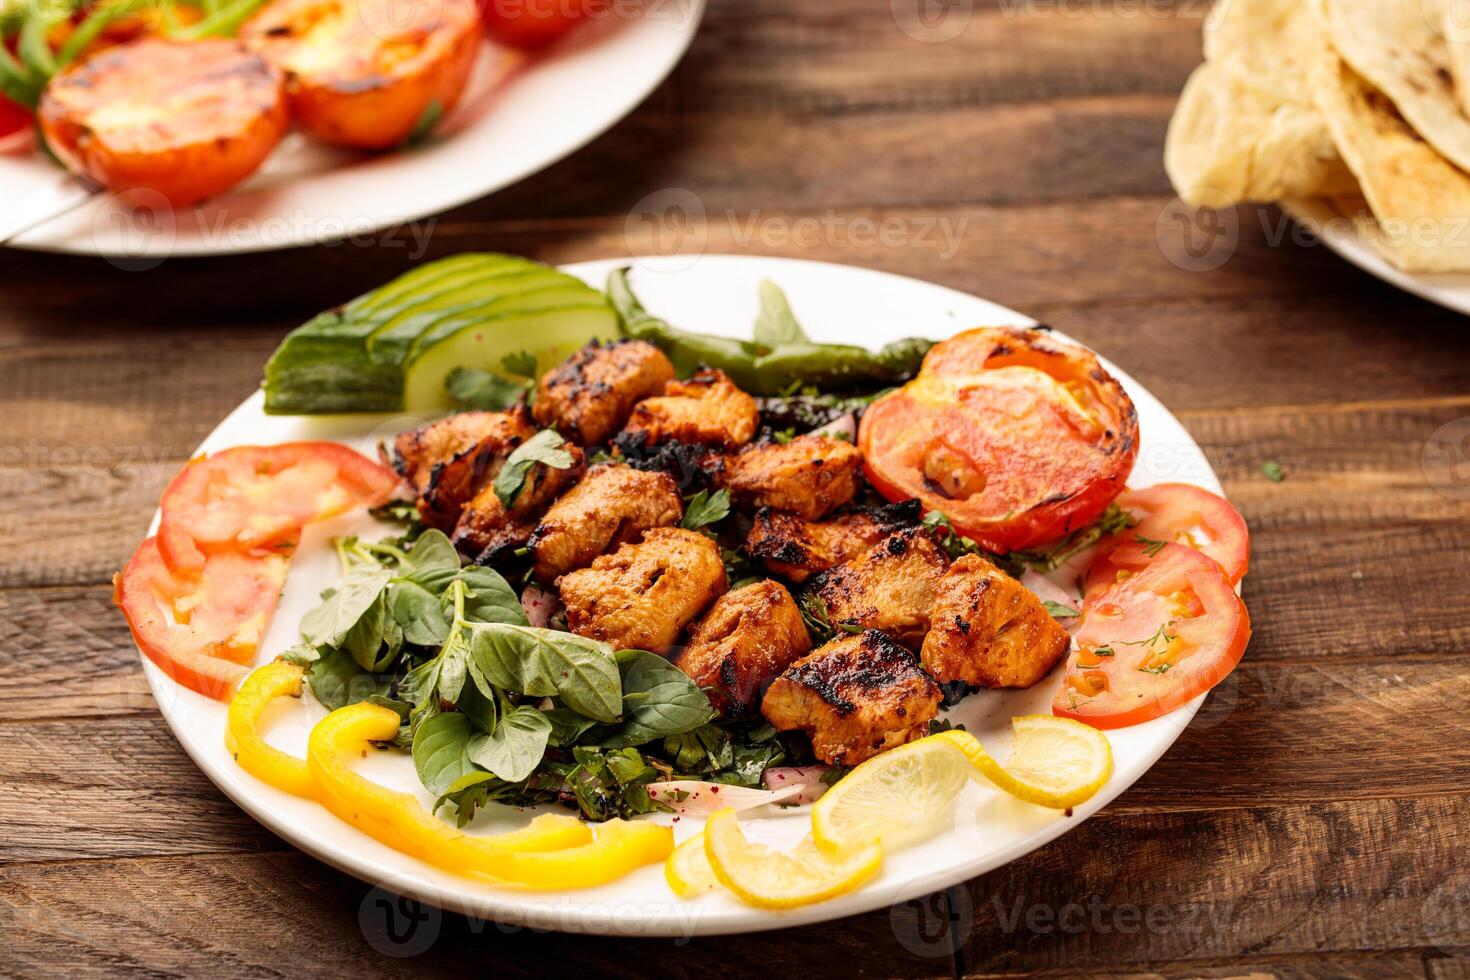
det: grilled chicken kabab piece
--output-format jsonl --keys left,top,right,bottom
{"left": 619, "top": 369, "right": 759, "bottom": 450}
{"left": 675, "top": 581, "right": 812, "bottom": 716}
{"left": 558, "top": 527, "right": 726, "bottom": 653}
{"left": 713, "top": 434, "right": 863, "bottom": 521}
{"left": 921, "top": 554, "right": 1071, "bottom": 689}
{"left": 761, "top": 630, "right": 942, "bottom": 766}
{"left": 532, "top": 340, "right": 676, "bottom": 446}
{"left": 452, "top": 445, "right": 585, "bottom": 564}
{"left": 390, "top": 409, "right": 536, "bottom": 531}
{"left": 745, "top": 499, "right": 922, "bottom": 583}
{"left": 809, "top": 527, "right": 950, "bottom": 648}
{"left": 528, "top": 464, "right": 684, "bottom": 582}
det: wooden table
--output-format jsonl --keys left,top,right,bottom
{"left": 4, "top": 1, "right": 1469, "bottom": 975}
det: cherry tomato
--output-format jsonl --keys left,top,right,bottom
{"left": 0, "top": 96, "right": 29, "bottom": 139}
{"left": 478, "top": 0, "right": 585, "bottom": 49}
{"left": 859, "top": 327, "right": 1139, "bottom": 553}
{"left": 1090, "top": 483, "right": 1250, "bottom": 587}
{"left": 114, "top": 537, "right": 292, "bottom": 701}
{"left": 1054, "top": 542, "right": 1250, "bottom": 728}
{"left": 38, "top": 38, "right": 288, "bottom": 206}
{"left": 157, "top": 442, "right": 400, "bottom": 575}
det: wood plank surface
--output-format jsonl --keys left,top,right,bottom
{"left": 3, "top": 0, "right": 1469, "bottom": 975}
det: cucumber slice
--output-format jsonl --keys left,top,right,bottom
{"left": 364, "top": 267, "right": 568, "bottom": 366}
{"left": 403, "top": 304, "right": 621, "bottom": 413}
{"left": 349, "top": 253, "right": 525, "bottom": 318}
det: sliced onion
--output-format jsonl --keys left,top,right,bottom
{"left": 1021, "top": 569, "right": 1083, "bottom": 633}
{"left": 761, "top": 765, "right": 832, "bottom": 805}
{"left": 808, "top": 412, "right": 856, "bottom": 442}
{"left": 646, "top": 780, "right": 806, "bottom": 815}
{"left": 520, "top": 584, "right": 559, "bottom": 629}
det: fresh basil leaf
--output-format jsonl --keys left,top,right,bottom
{"left": 446, "top": 367, "right": 528, "bottom": 411}
{"left": 601, "top": 650, "right": 715, "bottom": 748}
{"left": 466, "top": 623, "right": 622, "bottom": 722}
{"left": 412, "top": 712, "right": 480, "bottom": 795}
{"left": 543, "top": 707, "right": 597, "bottom": 747}
{"left": 752, "top": 279, "right": 808, "bottom": 349}
{"left": 341, "top": 589, "right": 389, "bottom": 671}
{"left": 1042, "top": 600, "right": 1079, "bottom": 619}
{"left": 437, "top": 631, "right": 469, "bottom": 704}
{"left": 402, "top": 529, "right": 460, "bottom": 575}
{"left": 456, "top": 566, "right": 529, "bottom": 626}
{"left": 492, "top": 429, "right": 574, "bottom": 507}
{"left": 278, "top": 642, "right": 319, "bottom": 667}
{"left": 398, "top": 654, "right": 443, "bottom": 709}
{"left": 433, "top": 771, "right": 513, "bottom": 827}
{"left": 680, "top": 488, "right": 731, "bottom": 531}
{"left": 301, "top": 561, "right": 392, "bottom": 650}
{"left": 467, "top": 706, "right": 553, "bottom": 782}
{"left": 305, "top": 647, "right": 379, "bottom": 711}
{"left": 389, "top": 580, "right": 450, "bottom": 646}
{"left": 452, "top": 669, "right": 498, "bottom": 732}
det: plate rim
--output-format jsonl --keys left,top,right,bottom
{"left": 5, "top": 2, "right": 706, "bottom": 257}
{"left": 1282, "top": 196, "right": 1470, "bottom": 317}
{"left": 138, "top": 253, "right": 1214, "bottom": 937}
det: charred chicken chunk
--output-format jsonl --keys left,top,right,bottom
{"left": 675, "top": 580, "right": 812, "bottom": 716}
{"left": 745, "top": 499, "right": 921, "bottom": 583}
{"left": 389, "top": 408, "right": 536, "bottom": 531}
{"left": 452, "top": 445, "right": 585, "bottom": 564}
{"left": 920, "top": 554, "right": 1071, "bottom": 689}
{"left": 532, "top": 340, "right": 676, "bottom": 446}
{"left": 558, "top": 527, "right": 726, "bottom": 653}
{"left": 620, "top": 369, "right": 758, "bottom": 449}
{"left": 761, "top": 630, "right": 942, "bottom": 766}
{"left": 809, "top": 528, "right": 950, "bottom": 648}
{"left": 529, "top": 463, "right": 684, "bottom": 582}
{"left": 714, "top": 435, "right": 863, "bottom": 521}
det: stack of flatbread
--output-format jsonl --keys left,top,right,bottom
{"left": 1166, "top": 0, "right": 1470, "bottom": 272}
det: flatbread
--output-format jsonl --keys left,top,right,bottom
{"left": 1438, "top": 0, "right": 1470, "bottom": 117}
{"left": 1165, "top": 0, "right": 1356, "bottom": 206}
{"left": 1311, "top": 49, "right": 1470, "bottom": 272}
{"left": 1317, "top": 0, "right": 1470, "bottom": 176}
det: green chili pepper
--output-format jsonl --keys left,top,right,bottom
{"left": 607, "top": 268, "right": 765, "bottom": 390}
{"left": 606, "top": 268, "right": 933, "bottom": 396}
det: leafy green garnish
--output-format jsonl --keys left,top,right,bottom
{"left": 1042, "top": 600, "right": 1079, "bottom": 619}
{"left": 467, "top": 622, "right": 622, "bottom": 722}
{"left": 467, "top": 705, "right": 553, "bottom": 783}
{"left": 445, "top": 367, "right": 529, "bottom": 411}
{"left": 1261, "top": 460, "right": 1285, "bottom": 482}
{"left": 501, "top": 350, "right": 540, "bottom": 380}
{"left": 1133, "top": 533, "right": 1167, "bottom": 558}
{"left": 753, "top": 279, "right": 809, "bottom": 349}
{"left": 493, "top": 429, "right": 575, "bottom": 507}
{"left": 681, "top": 488, "right": 732, "bottom": 532}
{"left": 600, "top": 650, "right": 716, "bottom": 748}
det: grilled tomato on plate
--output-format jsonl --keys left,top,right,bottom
{"left": 240, "top": 0, "right": 482, "bottom": 149}
{"left": 859, "top": 326, "right": 1139, "bottom": 553}
{"left": 38, "top": 37, "right": 288, "bottom": 206}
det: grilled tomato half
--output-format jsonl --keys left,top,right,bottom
{"left": 241, "top": 0, "right": 482, "bottom": 150}
{"left": 38, "top": 38, "right": 288, "bottom": 206}
{"left": 859, "top": 327, "right": 1138, "bottom": 553}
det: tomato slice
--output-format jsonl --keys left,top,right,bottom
{"left": 1054, "top": 542, "right": 1249, "bottom": 728}
{"left": 479, "top": 0, "right": 586, "bottom": 49}
{"left": 157, "top": 443, "right": 399, "bottom": 574}
{"left": 1090, "top": 483, "right": 1250, "bottom": 587}
{"left": 114, "top": 537, "right": 292, "bottom": 701}
{"left": 859, "top": 327, "right": 1139, "bottom": 553}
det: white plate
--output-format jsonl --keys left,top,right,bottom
{"left": 1, "top": 3, "right": 703, "bottom": 257}
{"left": 1285, "top": 197, "right": 1470, "bottom": 316}
{"left": 137, "top": 255, "right": 1225, "bottom": 938}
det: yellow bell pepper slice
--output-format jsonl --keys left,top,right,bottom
{"left": 226, "top": 660, "right": 315, "bottom": 799}
{"left": 307, "top": 702, "right": 673, "bottom": 888}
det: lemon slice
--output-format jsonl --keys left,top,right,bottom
{"left": 703, "top": 809, "right": 883, "bottom": 910}
{"left": 937, "top": 715, "right": 1113, "bottom": 810}
{"left": 810, "top": 735, "right": 974, "bottom": 853}
{"left": 665, "top": 833, "right": 718, "bottom": 898}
